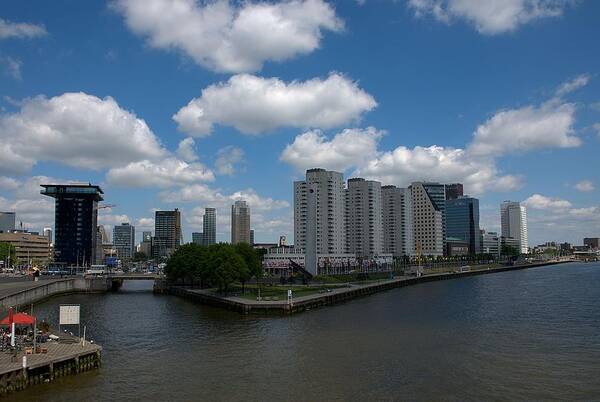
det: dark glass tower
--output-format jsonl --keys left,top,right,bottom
{"left": 446, "top": 196, "right": 481, "bottom": 254}
{"left": 41, "top": 184, "right": 104, "bottom": 266}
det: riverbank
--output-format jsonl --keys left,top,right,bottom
{"left": 170, "top": 259, "right": 575, "bottom": 314}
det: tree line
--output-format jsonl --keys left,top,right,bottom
{"left": 165, "top": 242, "right": 263, "bottom": 293}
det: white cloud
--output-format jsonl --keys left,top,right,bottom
{"left": 173, "top": 73, "right": 376, "bottom": 136}
{"left": 574, "top": 180, "right": 594, "bottom": 192}
{"left": 113, "top": 0, "right": 343, "bottom": 73}
{"left": 594, "top": 123, "right": 600, "bottom": 137}
{"left": 106, "top": 157, "right": 214, "bottom": 188}
{"left": 0, "top": 177, "right": 20, "bottom": 191}
{"left": 408, "top": 0, "right": 572, "bottom": 35}
{"left": 176, "top": 137, "right": 199, "bottom": 162}
{"left": 524, "top": 194, "right": 572, "bottom": 210}
{"left": 0, "top": 92, "right": 167, "bottom": 174}
{"left": 1, "top": 56, "right": 22, "bottom": 80}
{"left": 556, "top": 73, "right": 591, "bottom": 97}
{"left": 0, "top": 18, "right": 47, "bottom": 39}
{"left": 356, "top": 144, "right": 523, "bottom": 195}
{"left": 468, "top": 102, "right": 580, "bottom": 157}
{"left": 215, "top": 146, "right": 244, "bottom": 176}
{"left": 281, "top": 127, "right": 383, "bottom": 172}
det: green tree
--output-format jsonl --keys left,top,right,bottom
{"left": 165, "top": 243, "right": 209, "bottom": 285}
{"left": 234, "top": 242, "right": 263, "bottom": 282}
{"left": 501, "top": 244, "right": 520, "bottom": 257}
{"left": 133, "top": 251, "right": 147, "bottom": 262}
{"left": 0, "top": 242, "right": 16, "bottom": 267}
{"left": 207, "top": 244, "right": 248, "bottom": 294}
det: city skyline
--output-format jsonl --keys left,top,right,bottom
{"left": 0, "top": 1, "right": 599, "bottom": 246}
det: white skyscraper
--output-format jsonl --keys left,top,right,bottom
{"left": 501, "top": 201, "right": 529, "bottom": 254}
{"left": 346, "top": 178, "right": 383, "bottom": 258}
{"left": 410, "top": 182, "right": 444, "bottom": 257}
{"left": 382, "top": 185, "right": 414, "bottom": 257}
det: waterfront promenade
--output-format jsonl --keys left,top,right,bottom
{"left": 172, "top": 259, "right": 574, "bottom": 314}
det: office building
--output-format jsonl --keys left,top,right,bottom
{"left": 346, "top": 178, "right": 383, "bottom": 258}
{"left": 446, "top": 237, "right": 469, "bottom": 256}
{"left": 382, "top": 185, "right": 414, "bottom": 257}
{"left": 480, "top": 230, "right": 500, "bottom": 256}
{"left": 114, "top": 223, "right": 135, "bottom": 260}
{"left": 501, "top": 201, "right": 529, "bottom": 254}
{"left": 445, "top": 183, "right": 464, "bottom": 200}
{"left": 202, "top": 208, "right": 216, "bottom": 246}
{"left": 410, "top": 182, "right": 444, "bottom": 256}
{"left": 192, "top": 232, "right": 204, "bottom": 245}
{"left": 446, "top": 196, "right": 480, "bottom": 255}
{"left": 43, "top": 227, "right": 53, "bottom": 243}
{"left": 0, "top": 232, "right": 51, "bottom": 266}
{"left": 231, "top": 200, "right": 251, "bottom": 244}
{"left": 0, "top": 212, "right": 16, "bottom": 233}
{"left": 501, "top": 236, "right": 521, "bottom": 254}
{"left": 139, "top": 231, "right": 153, "bottom": 257}
{"left": 41, "top": 183, "right": 103, "bottom": 266}
{"left": 250, "top": 229, "right": 255, "bottom": 246}
{"left": 153, "top": 209, "right": 182, "bottom": 259}
{"left": 584, "top": 238, "right": 600, "bottom": 249}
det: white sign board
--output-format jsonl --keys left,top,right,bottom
{"left": 59, "top": 304, "right": 80, "bottom": 325}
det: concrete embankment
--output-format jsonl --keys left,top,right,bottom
{"left": 170, "top": 260, "right": 574, "bottom": 315}
{"left": 0, "top": 277, "right": 111, "bottom": 313}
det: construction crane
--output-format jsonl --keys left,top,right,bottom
{"left": 98, "top": 204, "right": 116, "bottom": 210}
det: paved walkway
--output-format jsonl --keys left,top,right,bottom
{"left": 0, "top": 279, "right": 69, "bottom": 299}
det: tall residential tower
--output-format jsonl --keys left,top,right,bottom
{"left": 500, "top": 201, "right": 528, "bottom": 254}
{"left": 231, "top": 200, "right": 251, "bottom": 244}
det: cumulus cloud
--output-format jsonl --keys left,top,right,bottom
{"left": 0, "top": 92, "right": 167, "bottom": 174}
{"left": 1, "top": 56, "right": 22, "bottom": 80}
{"left": 555, "top": 73, "right": 591, "bottom": 97}
{"left": 468, "top": 102, "right": 580, "bottom": 157}
{"left": 173, "top": 73, "right": 376, "bottom": 136}
{"left": 407, "top": 0, "right": 572, "bottom": 35}
{"left": 574, "top": 180, "right": 594, "bottom": 192}
{"left": 0, "top": 18, "right": 47, "bottom": 39}
{"left": 215, "top": 146, "right": 244, "bottom": 176}
{"left": 281, "top": 127, "right": 383, "bottom": 172}
{"left": 176, "top": 137, "right": 199, "bottom": 162}
{"left": 0, "top": 177, "right": 20, "bottom": 191}
{"left": 524, "top": 194, "right": 572, "bottom": 210}
{"left": 113, "top": 0, "right": 342, "bottom": 73}
{"left": 106, "top": 157, "right": 214, "bottom": 188}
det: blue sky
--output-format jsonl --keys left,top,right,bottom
{"left": 0, "top": 0, "right": 598, "bottom": 245}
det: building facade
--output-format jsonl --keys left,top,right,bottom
{"left": 0, "top": 232, "right": 51, "bottom": 266}
{"left": 481, "top": 230, "right": 500, "bottom": 256}
{"left": 153, "top": 209, "right": 182, "bottom": 259}
{"left": 202, "top": 208, "right": 217, "bottom": 245}
{"left": 410, "top": 182, "right": 444, "bottom": 257}
{"left": 346, "top": 178, "right": 383, "bottom": 258}
{"left": 583, "top": 238, "right": 600, "bottom": 249}
{"left": 446, "top": 196, "right": 480, "bottom": 255}
{"left": 113, "top": 223, "right": 135, "bottom": 261}
{"left": 0, "top": 212, "right": 16, "bottom": 233}
{"left": 501, "top": 201, "right": 529, "bottom": 254}
{"left": 41, "top": 184, "right": 103, "bottom": 266}
{"left": 445, "top": 183, "right": 464, "bottom": 200}
{"left": 192, "top": 232, "right": 204, "bottom": 245}
{"left": 231, "top": 200, "right": 251, "bottom": 244}
{"left": 382, "top": 185, "right": 414, "bottom": 257}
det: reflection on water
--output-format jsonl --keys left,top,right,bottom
{"left": 6, "top": 263, "right": 600, "bottom": 401}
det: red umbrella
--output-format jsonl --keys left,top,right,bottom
{"left": 0, "top": 311, "right": 35, "bottom": 326}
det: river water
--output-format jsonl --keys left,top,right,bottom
{"left": 7, "top": 262, "right": 600, "bottom": 401}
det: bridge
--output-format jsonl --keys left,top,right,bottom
{"left": 103, "top": 273, "right": 164, "bottom": 280}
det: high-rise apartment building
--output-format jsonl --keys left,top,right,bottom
{"left": 410, "top": 182, "right": 444, "bottom": 256}
{"left": 231, "top": 200, "right": 251, "bottom": 244}
{"left": 0, "top": 212, "right": 16, "bottom": 233}
{"left": 41, "top": 184, "right": 103, "bottom": 266}
{"left": 382, "top": 185, "right": 414, "bottom": 257}
{"left": 113, "top": 223, "right": 135, "bottom": 260}
{"left": 153, "top": 209, "right": 182, "bottom": 259}
{"left": 250, "top": 229, "right": 255, "bottom": 245}
{"left": 346, "top": 178, "right": 383, "bottom": 258}
{"left": 192, "top": 232, "right": 204, "bottom": 245}
{"left": 446, "top": 196, "right": 480, "bottom": 255}
{"left": 294, "top": 168, "right": 346, "bottom": 254}
{"left": 445, "top": 183, "right": 464, "bottom": 200}
{"left": 202, "top": 207, "right": 216, "bottom": 246}
{"left": 501, "top": 201, "right": 528, "bottom": 254}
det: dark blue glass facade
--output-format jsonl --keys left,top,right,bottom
{"left": 446, "top": 197, "right": 480, "bottom": 254}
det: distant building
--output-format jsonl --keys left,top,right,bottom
{"left": 382, "top": 185, "right": 414, "bottom": 257}
{"left": 501, "top": 236, "right": 520, "bottom": 254}
{"left": 446, "top": 237, "right": 469, "bottom": 256}
{"left": 410, "top": 182, "right": 444, "bottom": 257}
{"left": 0, "top": 232, "right": 51, "bottom": 266}
{"left": 142, "top": 231, "right": 152, "bottom": 242}
{"left": 202, "top": 208, "right": 216, "bottom": 246}
{"left": 0, "top": 212, "right": 16, "bottom": 233}
{"left": 43, "top": 227, "right": 53, "bottom": 243}
{"left": 41, "top": 184, "right": 103, "bottom": 266}
{"left": 583, "top": 238, "right": 600, "bottom": 249}
{"left": 445, "top": 183, "right": 464, "bottom": 201}
{"left": 153, "top": 209, "right": 182, "bottom": 259}
{"left": 231, "top": 200, "right": 251, "bottom": 244}
{"left": 192, "top": 232, "right": 204, "bottom": 245}
{"left": 250, "top": 229, "right": 255, "bottom": 246}
{"left": 481, "top": 230, "right": 500, "bottom": 257}
{"left": 446, "top": 196, "right": 480, "bottom": 255}
{"left": 114, "top": 223, "right": 135, "bottom": 260}
{"left": 139, "top": 231, "right": 153, "bottom": 257}
{"left": 346, "top": 178, "right": 383, "bottom": 258}
{"left": 501, "top": 201, "right": 529, "bottom": 254}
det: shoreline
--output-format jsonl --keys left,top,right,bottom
{"left": 170, "top": 259, "right": 576, "bottom": 315}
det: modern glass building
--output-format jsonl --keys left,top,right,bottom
{"left": 40, "top": 184, "right": 104, "bottom": 266}
{"left": 0, "top": 212, "right": 16, "bottom": 233}
{"left": 113, "top": 222, "right": 135, "bottom": 260}
{"left": 153, "top": 209, "right": 182, "bottom": 259}
{"left": 446, "top": 196, "right": 480, "bottom": 255}
{"left": 202, "top": 207, "right": 216, "bottom": 246}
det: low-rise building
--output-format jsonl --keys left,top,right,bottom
{"left": 0, "top": 232, "right": 52, "bottom": 267}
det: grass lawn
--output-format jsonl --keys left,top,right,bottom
{"left": 225, "top": 284, "right": 347, "bottom": 301}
